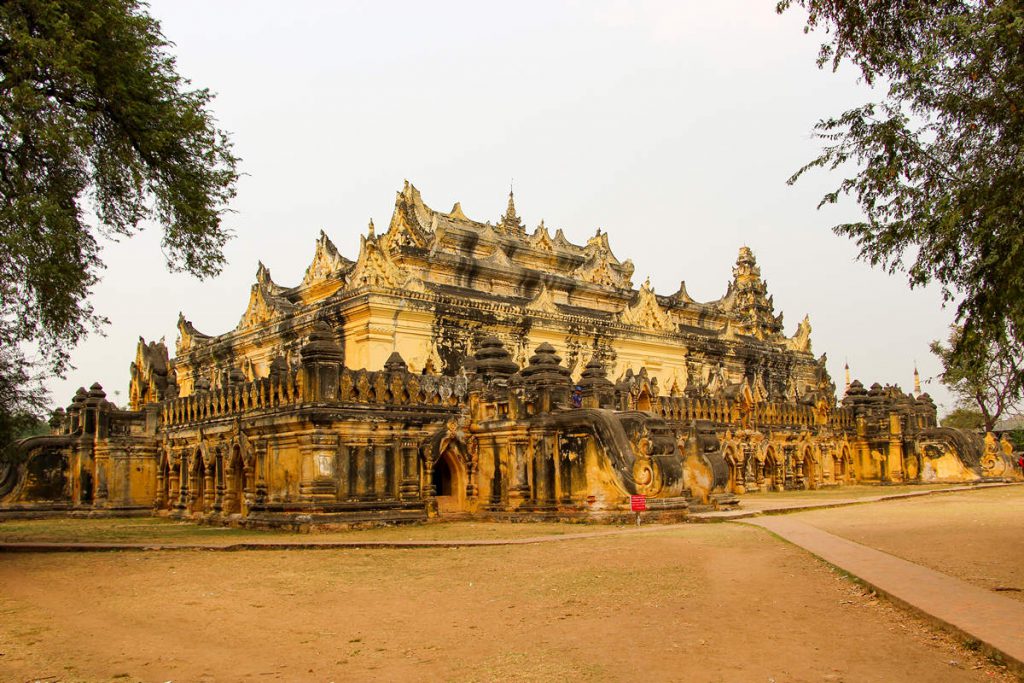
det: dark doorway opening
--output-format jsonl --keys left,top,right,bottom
{"left": 431, "top": 457, "right": 453, "bottom": 496}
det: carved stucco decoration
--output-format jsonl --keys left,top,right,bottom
{"left": 347, "top": 232, "right": 407, "bottom": 290}
{"left": 620, "top": 279, "right": 674, "bottom": 332}
{"left": 526, "top": 283, "right": 560, "bottom": 315}
{"left": 175, "top": 313, "right": 211, "bottom": 355}
{"left": 786, "top": 315, "right": 813, "bottom": 353}
{"left": 530, "top": 222, "right": 556, "bottom": 252}
{"left": 256, "top": 261, "right": 286, "bottom": 296}
{"left": 574, "top": 231, "right": 634, "bottom": 289}
{"left": 384, "top": 201, "right": 430, "bottom": 252}
{"left": 302, "top": 230, "right": 350, "bottom": 286}
{"left": 237, "top": 281, "right": 295, "bottom": 331}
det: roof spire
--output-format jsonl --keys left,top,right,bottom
{"left": 913, "top": 362, "right": 921, "bottom": 395}
{"left": 844, "top": 358, "right": 851, "bottom": 394}
{"left": 498, "top": 182, "right": 524, "bottom": 235}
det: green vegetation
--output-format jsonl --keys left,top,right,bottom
{"left": 931, "top": 325, "right": 1022, "bottom": 432}
{"left": 940, "top": 406, "right": 985, "bottom": 430}
{"left": 0, "top": 0, "right": 239, "bottom": 442}
{"left": 779, "top": 1, "right": 1024, "bottom": 369}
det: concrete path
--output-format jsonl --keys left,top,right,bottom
{"left": 745, "top": 515, "right": 1024, "bottom": 675}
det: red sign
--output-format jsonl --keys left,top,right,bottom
{"left": 630, "top": 495, "right": 647, "bottom": 511}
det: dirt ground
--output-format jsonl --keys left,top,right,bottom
{"left": 0, "top": 523, "right": 1013, "bottom": 682}
{"left": 793, "top": 486, "right": 1024, "bottom": 603}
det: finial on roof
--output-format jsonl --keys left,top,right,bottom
{"left": 913, "top": 363, "right": 921, "bottom": 395}
{"left": 368, "top": 218, "right": 375, "bottom": 237}
{"left": 499, "top": 184, "right": 524, "bottom": 234}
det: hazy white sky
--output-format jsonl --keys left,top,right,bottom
{"left": 45, "top": 0, "right": 958, "bottom": 412}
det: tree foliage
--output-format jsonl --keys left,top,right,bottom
{"left": 778, "top": 0, "right": 1024, "bottom": 362}
{"left": 938, "top": 406, "right": 985, "bottom": 430}
{"left": 0, "top": 0, "right": 238, "bottom": 427}
{"left": 931, "top": 325, "right": 1024, "bottom": 432}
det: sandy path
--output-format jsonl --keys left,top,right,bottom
{"left": 791, "top": 486, "right": 1024, "bottom": 603}
{"left": 0, "top": 524, "right": 1010, "bottom": 682}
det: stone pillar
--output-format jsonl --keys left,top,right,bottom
{"left": 887, "top": 412, "right": 905, "bottom": 482}
{"left": 254, "top": 440, "right": 268, "bottom": 506}
{"left": 301, "top": 322, "right": 342, "bottom": 403}
{"left": 168, "top": 464, "right": 181, "bottom": 511}
{"left": 509, "top": 439, "right": 530, "bottom": 507}
{"left": 213, "top": 454, "right": 224, "bottom": 513}
{"left": 204, "top": 469, "right": 215, "bottom": 511}
{"left": 154, "top": 465, "right": 166, "bottom": 510}
{"left": 300, "top": 434, "right": 338, "bottom": 501}
{"left": 373, "top": 444, "right": 387, "bottom": 500}
{"left": 400, "top": 442, "right": 419, "bottom": 499}
{"left": 94, "top": 452, "right": 109, "bottom": 506}
{"left": 336, "top": 443, "right": 350, "bottom": 500}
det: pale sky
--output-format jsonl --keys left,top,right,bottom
{"left": 44, "top": 0, "right": 958, "bottom": 413}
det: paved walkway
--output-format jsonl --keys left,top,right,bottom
{"left": 744, "top": 515, "right": 1024, "bottom": 674}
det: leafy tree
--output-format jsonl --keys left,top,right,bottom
{"left": 939, "top": 406, "right": 985, "bottom": 431}
{"left": 0, "top": 0, "right": 239, "bottom": 433}
{"left": 777, "top": 1, "right": 1024, "bottom": 362}
{"left": 0, "top": 342, "right": 48, "bottom": 451}
{"left": 930, "top": 325, "right": 1024, "bottom": 432}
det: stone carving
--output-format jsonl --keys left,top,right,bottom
{"left": 525, "top": 283, "right": 559, "bottom": 315}
{"left": 238, "top": 280, "right": 295, "bottom": 331}
{"left": 302, "top": 229, "right": 351, "bottom": 286}
{"left": 787, "top": 315, "right": 813, "bottom": 353}
{"left": 347, "top": 230, "right": 407, "bottom": 290}
{"left": 175, "top": 313, "right": 210, "bottom": 355}
{"left": 620, "top": 279, "right": 674, "bottom": 332}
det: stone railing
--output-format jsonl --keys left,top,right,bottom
{"left": 162, "top": 371, "right": 301, "bottom": 426}
{"left": 161, "top": 367, "right": 467, "bottom": 428}
{"left": 338, "top": 368, "right": 466, "bottom": 407}
{"left": 656, "top": 396, "right": 855, "bottom": 432}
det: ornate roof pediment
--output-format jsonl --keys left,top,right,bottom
{"left": 786, "top": 315, "right": 813, "bottom": 353}
{"left": 176, "top": 313, "right": 211, "bottom": 355}
{"left": 238, "top": 282, "right": 295, "bottom": 331}
{"left": 302, "top": 230, "right": 351, "bottom": 286}
{"left": 530, "top": 222, "right": 556, "bottom": 252}
{"left": 574, "top": 251, "right": 632, "bottom": 289}
{"left": 256, "top": 261, "right": 286, "bottom": 296}
{"left": 620, "top": 281, "right": 674, "bottom": 332}
{"left": 385, "top": 202, "right": 430, "bottom": 252}
{"left": 525, "top": 283, "right": 560, "bottom": 315}
{"left": 574, "top": 230, "right": 633, "bottom": 289}
{"left": 347, "top": 233, "right": 407, "bottom": 290}
{"left": 480, "top": 244, "right": 514, "bottom": 268}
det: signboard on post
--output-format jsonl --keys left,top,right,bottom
{"left": 630, "top": 495, "right": 647, "bottom": 512}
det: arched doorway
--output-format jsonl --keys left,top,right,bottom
{"left": 839, "top": 445, "right": 852, "bottom": 483}
{"left": 802, "top": 446, "right": 817, "bottom": 489}
{"left": 430, "top": 448, "right": 465, "bottom": 513}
